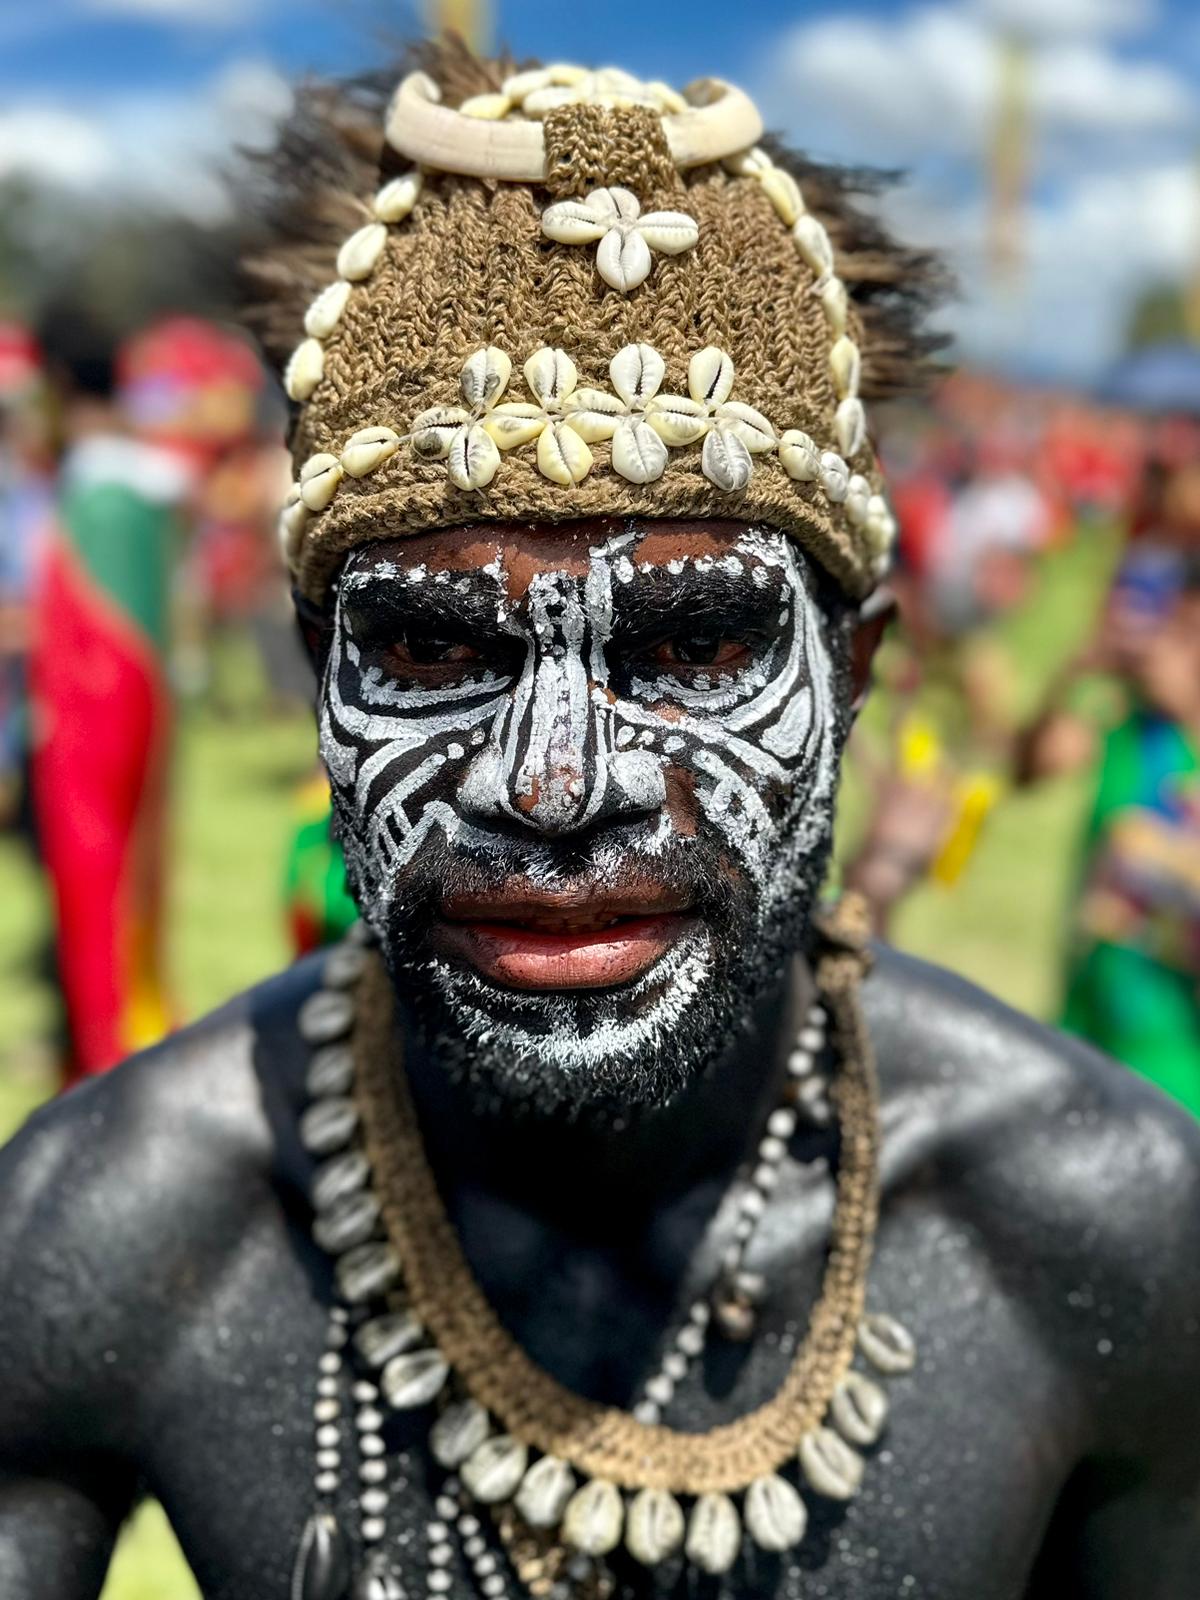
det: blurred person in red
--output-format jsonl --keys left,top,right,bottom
{"left": 28, "top": 313, "right": 195, "bottom": 1082}
{"left": 1017, "top": 455, "right": 1200, "bottom": 1114}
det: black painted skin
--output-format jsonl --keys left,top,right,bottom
{"left": 0, "top": 945, "right": 1198, "bottom": 1600}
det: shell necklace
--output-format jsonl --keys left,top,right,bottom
{"left": 291, "top": 906, "right": 917, "bottom": 1600}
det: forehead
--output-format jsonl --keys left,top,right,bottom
{"left": 341, "top": 518, "right": 793, "bottom": 602}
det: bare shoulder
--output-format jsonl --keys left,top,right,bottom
{"left": 866, "top": 944, "right": 1200, "bottom": 1436}
{"left": 0, "top": 956, "right": 325, "bottom": 1450}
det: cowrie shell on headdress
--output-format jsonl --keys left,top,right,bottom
{"left": 562, "top": 1479, "right": 624, "bottom": 1557}
{"left": 793, "top": 214, "right": 834, "bottom": 281}
{"left": 702, "top": 427, "right": 753, "bottom": 492}
{"left": 458, "top": 92, "right": 511, "bottom": 120}
{"left": 537, "top": 421, "right": 592, "bottom": 485}
{"left": 625, "top": 1487, "right": 685, "bottom": 1565}
{"left": 611, "top": 418, "right": 668, "bottom": 484}
{"left": 515, "top": 1456, "right": 576, "bottom": 1530}
{"left": 373, "top": 170, "right": 423, "bottom": 222}
{"left": 779, "top": 429, "right": 820, "bottom": 481}
{"left": 744, "top": 1474, "right": 807, "bottom": 1552}
{"left": 760, "top": 165, "right": 804, "bottom": 226}
{"left": 717, "top": 400, "right": 776, "bottom": 453}
{"left": 685, "top": 1493, "right": 740, "bottom": 1575}
{"left": 818, "top": 451, "right": 850, "bottom": 502}
{"left": 524, "top": 347, "right": 577, "bottom": 407}
{"left": 304, "top": 281, "right": 352, "bottom": 340}
{"left": 722, "top": 145, "right": 771, "bottom": 178}
{"left": 644, "top": 393, "right": 709, "bottom": 446}
{"left": 299, "top": 452, "right": 343, "bottom": 511}
{"left": 836, "top": 396, "right": 867, "bottom": 458}
{"left": 540, "top": 201, "right": 610, "bottom": 246}
{"left": 610, "top": 342, "right": 665, "bottom": 407}
{"left": 461, "top": 346, "right": 512, "bottom": 411}
{"left": 448, "top": 423, "right": 501, "bottom": 491}
{"left": 688, "top": 346, "right": 735, "bottom": 407}
{"left": 340, "top": 426, "right": 401, "bottom": 478}
{"left": 830, "top": 336, "right": 862, "bottom": 400}
{"left": 844, "top": 473, "right": 872, "bottom": 527}
{"left": 284, "top": 338, "right": 325, "bottom": 402}
{"left": 819, "top": 277, "right": 849, "bottom": 337}
{"left": 596, "top": 227, "right": 652, "bottom": 292}
{"left": 410, "top": 405, "right": 471, "bottom": 460}
{"left": 483, "top": 403, "right": 545, "bottom": 449}
{"left": 636, "top": 212, "right": 700, "bottom": 255}
{"left": 561, "top": 389, "right": 623, "bottom": 442}
{"left": 337, "top": 221, "right": 387, "bottom": 282}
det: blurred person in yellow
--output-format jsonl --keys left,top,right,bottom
{"left": 0, "top": 41, "right": 1197, "bottom": 1600}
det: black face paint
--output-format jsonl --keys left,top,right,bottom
{"left": 320, "top": 527, "right": 852, "bottom": 1116}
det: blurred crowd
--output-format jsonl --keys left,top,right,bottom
{"left": 1, "top": 310, "right": 1198, "bottom": 1111}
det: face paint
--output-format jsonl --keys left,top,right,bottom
{"left": 320, "top": 526, "right": 851, "bottom": 1115}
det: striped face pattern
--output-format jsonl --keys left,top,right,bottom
{"left": 320, "top": 526, "right": 845, "bottom": 1110}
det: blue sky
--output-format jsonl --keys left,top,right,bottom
{"left": 3, "top": 0, "right": 1199, "bottom": 380}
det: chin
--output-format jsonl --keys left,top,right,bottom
{"left": 381, "top": 906, "right": 797, "bottom": 1123}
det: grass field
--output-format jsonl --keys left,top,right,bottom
{"left": 0, "top": 531, "right": 1113, "bottom": 1596}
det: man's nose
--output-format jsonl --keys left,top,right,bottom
{"left": 457, "top": 654, "right": 665, "bottom": 837}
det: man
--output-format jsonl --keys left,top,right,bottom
{"left": 1, "top": 46, "right": 1198, "bottom": 1600}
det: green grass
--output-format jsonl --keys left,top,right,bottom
{"left": 0, "top": 533, "right": 1115, "bottom": 1595}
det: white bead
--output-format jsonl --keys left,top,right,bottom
{"left": 361, "top": 1460, "right": 387, "bottom": 1483}
{"left": 799, "top": 1025, "right": 824, "bottom": 1052}
{"left": 739, "top": 1190, "right": 766, "bottom": 1220}
{"left": 759, "top": 1136, "right": 786, "bottom": 1163}
{"left": 316, "top": 1471, "right": 339, "bottom": 1494}
{"left": 428, "top": 1572, "right": 452, "bottom": 1593}
{"left": 644, "top": 1373, "right": 673, "bottom": 1406}
{"left": 768, "top": 1108, "right": 797, "bottom": 1139}
{"left": 753, "top": 1162, "right": 780, "bottom": 1192}
{"left": 662, "top": 1351, "right": 688, "bottom": 1381}
{"left": 676, "top": 1324, "right": 705, "bottom": 1357}
{"left": 632, "top": 1400, "right": 660, "bottom": 1424}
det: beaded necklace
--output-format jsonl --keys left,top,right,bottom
{"left": 291, "top": 907, "right": 916, "bottom": 1600}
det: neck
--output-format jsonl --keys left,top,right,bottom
{"left": 399, "top": 959, "right": 813, "bottom": 1238}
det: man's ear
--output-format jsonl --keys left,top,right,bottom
{"left": 292, "top": 588, "right": 335, "bottom": 681}
{"left": 849, "top": 588, "right": 896, "bottom": 714}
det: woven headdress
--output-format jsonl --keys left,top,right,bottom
{"left": 260, "top": 48, "right": 939, "bottom": 606}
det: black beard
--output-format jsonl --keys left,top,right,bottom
{"left": 333, "top": 801, "right": 838, "bottom": 1123}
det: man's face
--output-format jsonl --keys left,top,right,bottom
{"left": 319, "top": 520, "right": 851, "bottom": 1115}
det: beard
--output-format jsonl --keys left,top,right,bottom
{"left": 333, "top": 793, "right": 838, "bottom": 1122}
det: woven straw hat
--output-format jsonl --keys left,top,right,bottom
{"left": 272, "top": 55, "right": 914, "bottom": 605}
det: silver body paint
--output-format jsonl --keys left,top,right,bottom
{"left": 320, "top": 528, "right": 840, "bottom": 1083}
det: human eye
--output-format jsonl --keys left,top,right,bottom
{"left": 648, "top": 634, "right": 753, "bottom": 672}
{"left": 378, "top": 622, "right": 517, "bottom": 686}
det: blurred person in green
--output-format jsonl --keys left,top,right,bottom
{"left": 1018, "top": 478, "right": 1200, "bottom": 1113}
{"left": 283, "top": 768, "right": 357, "bottom": 954}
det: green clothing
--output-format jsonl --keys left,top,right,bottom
{"left": 1062, "top": 711, "right": 1200, "bottom": 1115}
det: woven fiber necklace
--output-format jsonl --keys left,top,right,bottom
{"left": 292, "top": 901, "right": 918, "bottom": 1600}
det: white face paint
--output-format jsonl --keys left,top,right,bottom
{"left": 320, "top": 526, "right": 846, "bottom": 1110}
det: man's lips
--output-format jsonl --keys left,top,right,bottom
{"left": 433, "top": 887, "right": 695, "bottom": 991}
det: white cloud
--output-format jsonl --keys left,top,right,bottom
{"left": 759, "top": 3, "right": 1193, "bottom": 166}
{"left": 0, "top": 108, "right": 116, "bottom": 186}
{"left": 0, "top": 59, "right": 293, "bottom": 224}
{"left": 978, "top": 0, "right": 1156, "bottom": 39}
{"left": 78, "top": 0, "right": 256, "bottom": 24}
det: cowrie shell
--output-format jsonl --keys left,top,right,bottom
{"left": 799, "top": 1427, "right": 863, "bottom": 1500}
{"left": 858, "top": 1312, "right": 917, "bottom": 1374}
{"left": 844, "top": 473, "right": 872, "bottom": 527}
{"left": 340, "top": 426, "right": 400, "bottom": 478}
{"left": 636, "top": 211, "right": 699, "bottom": 255}
{"left": 685, "top": 1493, "right": 740, "bottom": 1575}
{"left": 610, "top": 342, "right": 665, "bottom": 407}
{"left": 779, "top": 429, "right": 820, "bottom": 482}
{"left": 483, "top": 403, "right": 546, "bottom": 450}
{"left": 536, "top": 421, "right": 592, "bottom": 485}
{"left": 702, "top": 426, "right": 753, "bottom": 492}
{"left": 540, "top": 201, "right": 609, "bottom": 246}
{"left": 284, "top": 338, "right": 324, "bottom": 402}
{"left": 830, "top": 335, "right": 862, "bottom": 400}
{"left": 458, "top": 92, "right": 511, "bottom": 120}
{"left": 381, "top": 1348, "right": 449, "bottom": 1410}
{"left": 596, "top": 227, "right": 652, "bottom": 293}
{"left": 688, "top": 345, "right": 735, "bottom": 406}
{"left": 460, "top": 346, "right": 512, "bottom": 411}
{"left": 759, "top": 165, "right": 804, "bottom": 226}
{"left": 819, "top": 277, "right": 849, "bottom": 337}
{"left": 354, "top": 1310, "right": 424, "bottom": 1370}
{"left": 410, "top": 405, "right": 471, "bottom": 461}
{"left": 644, "top": 393, "right": 709, "bottom": 447}
{"left": 430, "top": 1398, "right": 489, "bottom": 1468}
{"left": 298, "top": 453, "right": 344, "bottom": 512}
{"left": 611, "top": 417, "right": 668, "bottom": 485}
{"left": 562, "top": 1479, "right": 623, "bottom": 1557}
{"left": 561, "top": 389, "right": 623, "bottom": 442}
{"left": 831, "top": 1371, "right": 889, "bottom": 1447}
{"left": 515, "top": 1456, "right": 575, "bottom": 1530}
{"left": 336, "top": 221, "right": 387, "bottom": 282}
{"left": 374, "top": 170, "right": 422, "bottom": 222}
{"left": 836, "top": 396, "right": 867, "bottom": 458}
{"left": 717, "top": 400, "right": 776, "bottom": 452}
{"left": 625, "top": 1488, "right": 684, "bottom": 1565}
{"left": 723, "top": 145, "right": 772, "bottom": 178}
{"left": 461, "top": 1436, "right": 528, "bottom": 1503}
{"left": 447, "top": 423, "right": 501, "bottom": 491}
{"left": 744, "top": 1474, "right": 806, "bottom": 1552}
{"left": 818, "top": 450, "right": 850, "bottom": 502}
{"left": 794, "top": 214, "right": 834, "bottom": 281}
{"left": 524, "top": 347, "right": 577, "bottom": 407}
{"left": 304, "top": 281, "right": 352, "bottom": 340}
